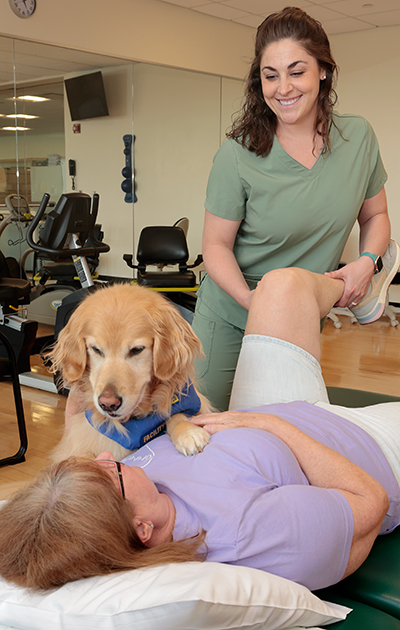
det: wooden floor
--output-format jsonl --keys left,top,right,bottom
{"left": 321, "top": 312, "right": 400, "bottom": 396}
{"left": 0, "top": 313, "right": 399, "bottom": 500}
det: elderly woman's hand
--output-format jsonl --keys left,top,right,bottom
{"left": 190, "top": 411, "right": 276, "bottom": 434}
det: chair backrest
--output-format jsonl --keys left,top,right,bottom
{"left": 39, "top": 193, "right": 94, "bottom": 251}
{"left": 0, "top": 251, "right": 12, "bottom": 279}
{"left": 136, "top": 226, "right": 189, "bottom": 268}
{"left": 123, "top": 223, "right": 201, "bottom": 288}
{"left": 0, "top": 249, "right": 31, "bottom": 306}
{"left": 173, "top": 217, "right": 189, "bottom": 237}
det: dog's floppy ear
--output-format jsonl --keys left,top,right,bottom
{"left": 47, "top": 307, "right": 88, "bottom": 384}
{"left": 151, "top": 300, "right": 202, "bottom": 384}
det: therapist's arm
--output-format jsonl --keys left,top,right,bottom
{"left": 325, "top": 187, "right": 390, "bottom": 307}
{"left": 192, "top": 410, "right": 389, "bottom": 578}
{"left": 202, "top": 210, "right": 253, "bottom": 311}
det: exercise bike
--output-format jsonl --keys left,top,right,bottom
{"left": 0, "top": 191, "right": 110, "bottom": 394}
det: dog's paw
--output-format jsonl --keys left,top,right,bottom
{"left": 172, "top": 423, "right": 210, "bottom": 456}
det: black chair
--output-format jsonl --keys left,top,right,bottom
{"left": 0, "top": 254, "right": 30, "bottom": 466}
{"left": 123, "top": 224, "right": 203, "bottom": 288}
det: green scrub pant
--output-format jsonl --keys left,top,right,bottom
{"left": 192, "top": 301, "right": 245, "bottom": 412}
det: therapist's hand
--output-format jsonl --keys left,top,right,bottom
{"left": 324, "top": 256, "right": 374, "bottom": 308}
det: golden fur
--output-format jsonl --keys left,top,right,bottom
{"left": 48, "top": 283, "right": 212, "bottom": 461}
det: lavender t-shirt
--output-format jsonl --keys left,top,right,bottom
{"left": 122, "top": 401, "right": 400, "bottom": 590}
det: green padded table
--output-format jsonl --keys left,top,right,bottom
{"left": 317, "top": 387, "right": 400, "bottom": 628}
{"left": 318, "top": 525, "right": 400, "bottom": 621}
{"left": 321, "top": 597, "right": 400, "bottom": 629}
{"left": 327, "top": 386, "right": 400, "bottom": 407}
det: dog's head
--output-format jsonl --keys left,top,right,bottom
{"left": 48, "top": 284, "right": 203, "bottom": 421}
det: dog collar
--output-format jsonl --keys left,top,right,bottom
{"left": 85, "top": 381, "right": 201, "bottom": 450}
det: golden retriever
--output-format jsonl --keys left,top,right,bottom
{"left": 48, "top": 283, "right": 212, "bottom": 461}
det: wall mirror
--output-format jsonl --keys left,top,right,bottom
{"left": 0, "top": 36, "right": 244, "bottom": 280}
{"left": 0, "top": 37, "right": 135, "bottom": 276}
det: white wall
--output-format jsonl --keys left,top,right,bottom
{"left": 330, "top": 25, "right": 400, "bottom": 261}
{"left": 0, "top": 134, "right": 64, "bottom": 161}
{"left": 221, "top": 78, "right": 245, "bottom": 144}
{"left": 132, "top": 64, "right": 243, "bottom": 267}
{"left": 0, "top": 0, "right": 254, "bottom": 80}
{"left": 64, "top": 65, "right": 134, "bottom": 278}
{"left": 63, "top": 62, "right": 243, "bottom": 278}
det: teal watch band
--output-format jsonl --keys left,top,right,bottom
{"left": 360, "top": 252, "right": 378, "bottom": 263}
{"left": 360, "top": 252, "right": 382, "bottom": 273}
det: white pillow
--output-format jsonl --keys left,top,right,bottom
{"left": 0, "top": 561, "right": 349, "bottom": 630}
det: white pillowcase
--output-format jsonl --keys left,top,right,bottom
{"left": 0, "top": 561, "right": 350, "bottom": 630}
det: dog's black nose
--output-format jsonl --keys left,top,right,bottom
{"left": 98, "top": 393, "right": 123, "bottom": 414}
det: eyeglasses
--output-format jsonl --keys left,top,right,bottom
{"left": 97, "top": 460, "right": 126, "bottom": 500}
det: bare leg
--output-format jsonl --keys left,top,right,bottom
{"left": 246, "top": 268, "right": 344, "bottom": 362}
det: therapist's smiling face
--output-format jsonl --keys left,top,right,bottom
{"left": 260, "top": 38, "right": 325, "bottom": 130}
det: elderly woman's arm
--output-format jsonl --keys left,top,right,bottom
{"left": 192, "top": 410, "right": 389, "bottom": 579}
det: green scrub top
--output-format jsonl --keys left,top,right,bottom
{"left": 198, "top": 113, "right": 387, "bottom": 330}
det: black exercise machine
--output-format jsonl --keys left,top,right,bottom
{"left": 26, "top": 191, "right": 110, "bottom": 289}
{"left": 0, "top": 257, "right": 31, "bottom": 467}
{"left": 0, "top": 191, "right": 110, "bottom": 392}
{"left": 0, "top": 191, "right": 110, "bottom": 465}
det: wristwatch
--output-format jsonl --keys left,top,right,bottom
{"left": 360, "top": 252, "right": 383, "bottom": 274}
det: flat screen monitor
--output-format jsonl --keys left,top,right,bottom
{"left": 64, "top": 71, "right": 109, "bottom": 121}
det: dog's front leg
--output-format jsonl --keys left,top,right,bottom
{"left": 166, "top": 395, "right": 211, "bottom": 456}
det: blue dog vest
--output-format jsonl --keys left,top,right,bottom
{"left": 85, "top": 381, "right": 201, "bottom": 450}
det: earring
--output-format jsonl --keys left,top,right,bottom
{"left": 322, "top": 75, "right": 326, "bottom": 80}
